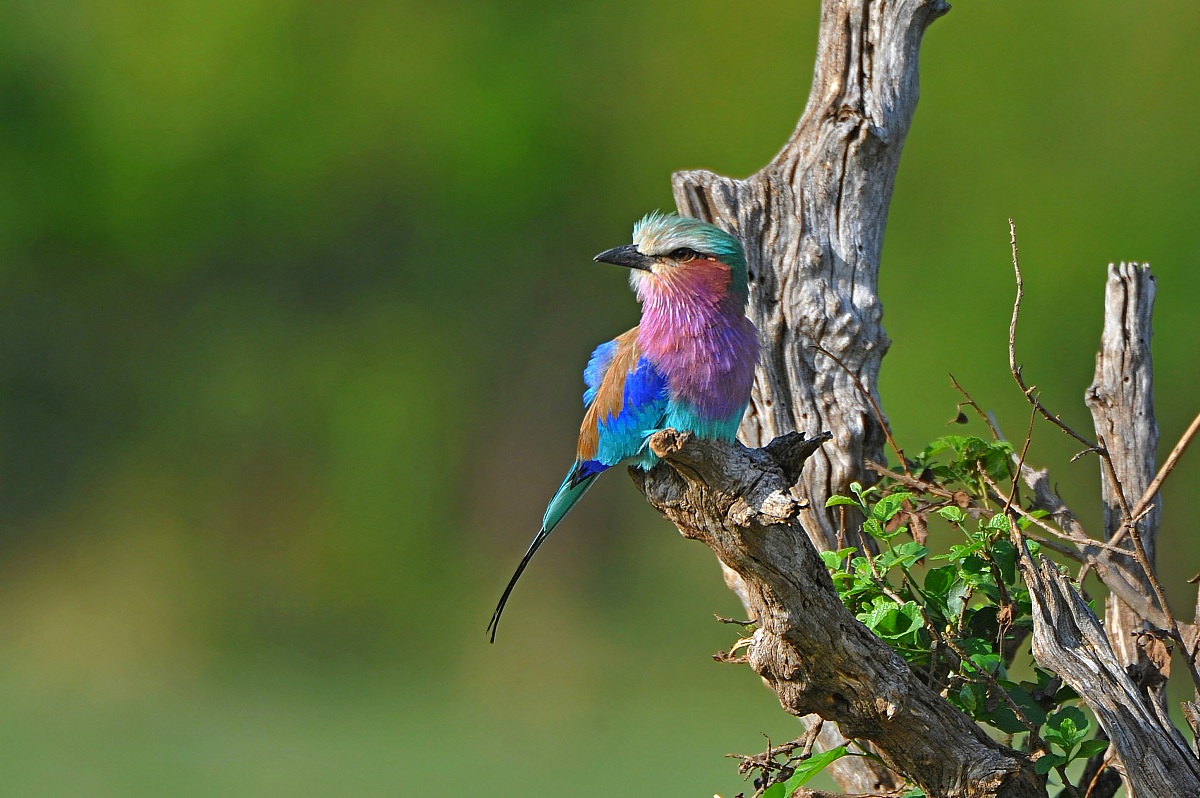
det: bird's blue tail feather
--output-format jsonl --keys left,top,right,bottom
{"left": 542, "top": 467, "right": 600, "bottom": 533}
{"left": 487, "top": 463, "right": 604, "bottom": 643}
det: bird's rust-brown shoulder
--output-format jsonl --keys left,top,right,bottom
{"left": 577, "top": 328, "right": 640, "bottom": 461}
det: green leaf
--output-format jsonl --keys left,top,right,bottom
{"left": 857, "top": 600, "right": 924, "bottom": 640}
{"left": 1034, "top": 753, "right": 1066, "bottom": 775}
{"left": 923, "top": 565, "right": 957, "bottom": 598}
{"left": 952, "top": 682, "right": 980, "bottom": 714}
{"left": 937, "top": 506, "right": 967, "bottom": 524}
{"left": 980, "top": 701, "right": 1028, "bottom": 735}
{"left": 956, "top": 637, "right": 991, "bottom": 656}
{"left": 1005, "top": 684, "right": 1047, "bottom": 727}
{"left": 946, "top": 581, "right": 971, "bottom": 619}
{"left": 1075, "top": 739, "right": 1109, "bottom": 760}
{"left": 982, "top": 443, "right": 1015, "bottom": 481}
{"left": 967, "top": 651, "right": 1003, "bottom": 677}
{"left": 821, "top": 548, "right": 855, "bottom": 570}
{"left": 826, "top": 495, "right": 861, "bottom": 509}
{"left": 1047, "top": 706, "right": 1089, "bottom": 747}
{"left": 872, "top": 492, "right": 914, "bottom": 522}
{"left": 876, "top": 542, "right": 929, "bottom": 572}
{"left": 1016, "top": 508, "right": 1049, "bottom": 530}
{"left": 938, "top": 541, "right": 983, "bottom": 563}
{"left": 960, "top": 555, "right": 994, "bottom": 587}
{"left": 925, "top": 435, "right": 967, "bottom": 457}
{"left": 779, "top": 745, "right": 850, "bottom": 793}
{"left": 992, "top": 540, "right": 1017, "bottom": 585}
{"left": 894, "top": 541, "right": 929, "bottom": 559}
{"left": 849, "top": 482, "right": 877, "bottom": 502}
{"left": 983, "top": 513, "right": 1011, "bottom": 533}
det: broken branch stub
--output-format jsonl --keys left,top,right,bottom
{"left": 1018, "top": 546, "right": 1200, "bottom": 797}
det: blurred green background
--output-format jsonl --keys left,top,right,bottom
{"left": 2, "top": 1, "right": 1199, "bottom": 795}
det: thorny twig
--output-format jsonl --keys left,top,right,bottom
{"left": 731, "top": 722, "right": 827, "bottom": 786}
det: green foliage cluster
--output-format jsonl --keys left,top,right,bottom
{"left": 755, "top": 433, "right": 1109, "bottom": 797}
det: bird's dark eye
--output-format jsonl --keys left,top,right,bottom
{"left": 669, "top": 247, "right": 700, "bottom": 261}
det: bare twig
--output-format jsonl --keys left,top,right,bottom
{"left": 812, "top": 344, "right": 910, "bottom": 477}
{"left": 949, "top": 374, "right": 1002, "bottom": 440}
{"left": 865, "top": 461, "right": 955, "bottom": 499}
{"left": 1001, "top": 403, "right": 1038, "bottom": 515}
{"left": 1110, "top": 410, "right": 1200, "bottom": 550}
{"left": 1007, "top": 220, "right": 1098, "bottom": 450}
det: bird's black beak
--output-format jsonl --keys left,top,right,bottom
{"left": 593, "top": 244, "right": 652, "bottom": 271}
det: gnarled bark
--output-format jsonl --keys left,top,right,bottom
{"left": 668, "top": 0, "right": 947, "bottom": 790}
{"left": 1018, "top": 549, "right": 1200, "bottom": 797}
{"left": 1085, "top": 264, "right": 1168, "bottom": 715}
{"left": 632, "top": 431, "right": 1043, "bottom": 798}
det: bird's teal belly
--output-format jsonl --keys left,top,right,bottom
{"left": 628, "top": 400, "right": 747, "bottom": 469}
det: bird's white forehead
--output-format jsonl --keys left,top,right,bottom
{"left": 632, "top": 215, "right": 706, "bottom": 257}
{"left": 633, "top": 226, "right": 687, "bottom": 257}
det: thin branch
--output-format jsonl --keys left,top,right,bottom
{"left": 1006, "top": 219, "right": 1098, "bottom": 450}
{"left": 1001, "top": 403, "right": 1038, "bottom": 515}
{"left": 949, "top": 374, "right": 1002, "bottom": 440}
{"left": 1110, "top": 409, "right": 1200, "bottom": 550}
{"left": 812, "top": 344, "right": 910, "bottom": 477}
{"left": 865, "top": 460, "right": 955, "bottom": 499}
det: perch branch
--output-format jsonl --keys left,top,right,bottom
{"left": 633, "top": 430, "right": 1043, "bottom": 797}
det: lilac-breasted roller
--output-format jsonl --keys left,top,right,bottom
{"left": 487, "top": 212, "right": 760, "bottom": 641}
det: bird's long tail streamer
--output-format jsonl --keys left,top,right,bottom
{"left": 487, "top": 469, "right": 599, "bottom": 642}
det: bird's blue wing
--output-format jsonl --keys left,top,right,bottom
{"left": 577, "top": 328, "right": 667, "bottom": 470}
{"left": 583, "top": 339, "right": 618, "bottom": 407}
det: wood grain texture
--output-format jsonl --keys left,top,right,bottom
{"left": 1019, "top": 548, "right": 1200, "bottom": 798}
{"left": 1084, "top": 264, "right": 1166, "bottom": 706}
{"left": 667, "top": 0, "right": 947, "bottom": 790}
{"left": 632, "top": 431, "right": 1044, "bottom": 798}
{"left": 672, "top": 0, "right": 947, "bottom": 549}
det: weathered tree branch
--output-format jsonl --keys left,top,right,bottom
{"left": 1017, "top": 547, "right": 1200, "bottom": 797}
{"left": 672, "top": 0, "right": 947, "bottom": 544}
{"left": 632, "top": 430, "right": 1043, "bottom": 798}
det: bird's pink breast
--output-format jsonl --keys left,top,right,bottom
{"left": 636, "top": 261, "right": 759, "bottom": 418}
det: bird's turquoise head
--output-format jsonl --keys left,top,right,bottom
{"left": 593, "top": 212, "right": 749, "bottom": 300}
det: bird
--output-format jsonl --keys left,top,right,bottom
{"left": 487, "top": 212, "right": 760, "bottom": 642}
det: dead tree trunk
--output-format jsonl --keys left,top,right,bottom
{"left": 669, "top": 0, "right": 951, "bottom": 792}
{"left": 1085, "top": 264, "right": 1167, "bottom": 716}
